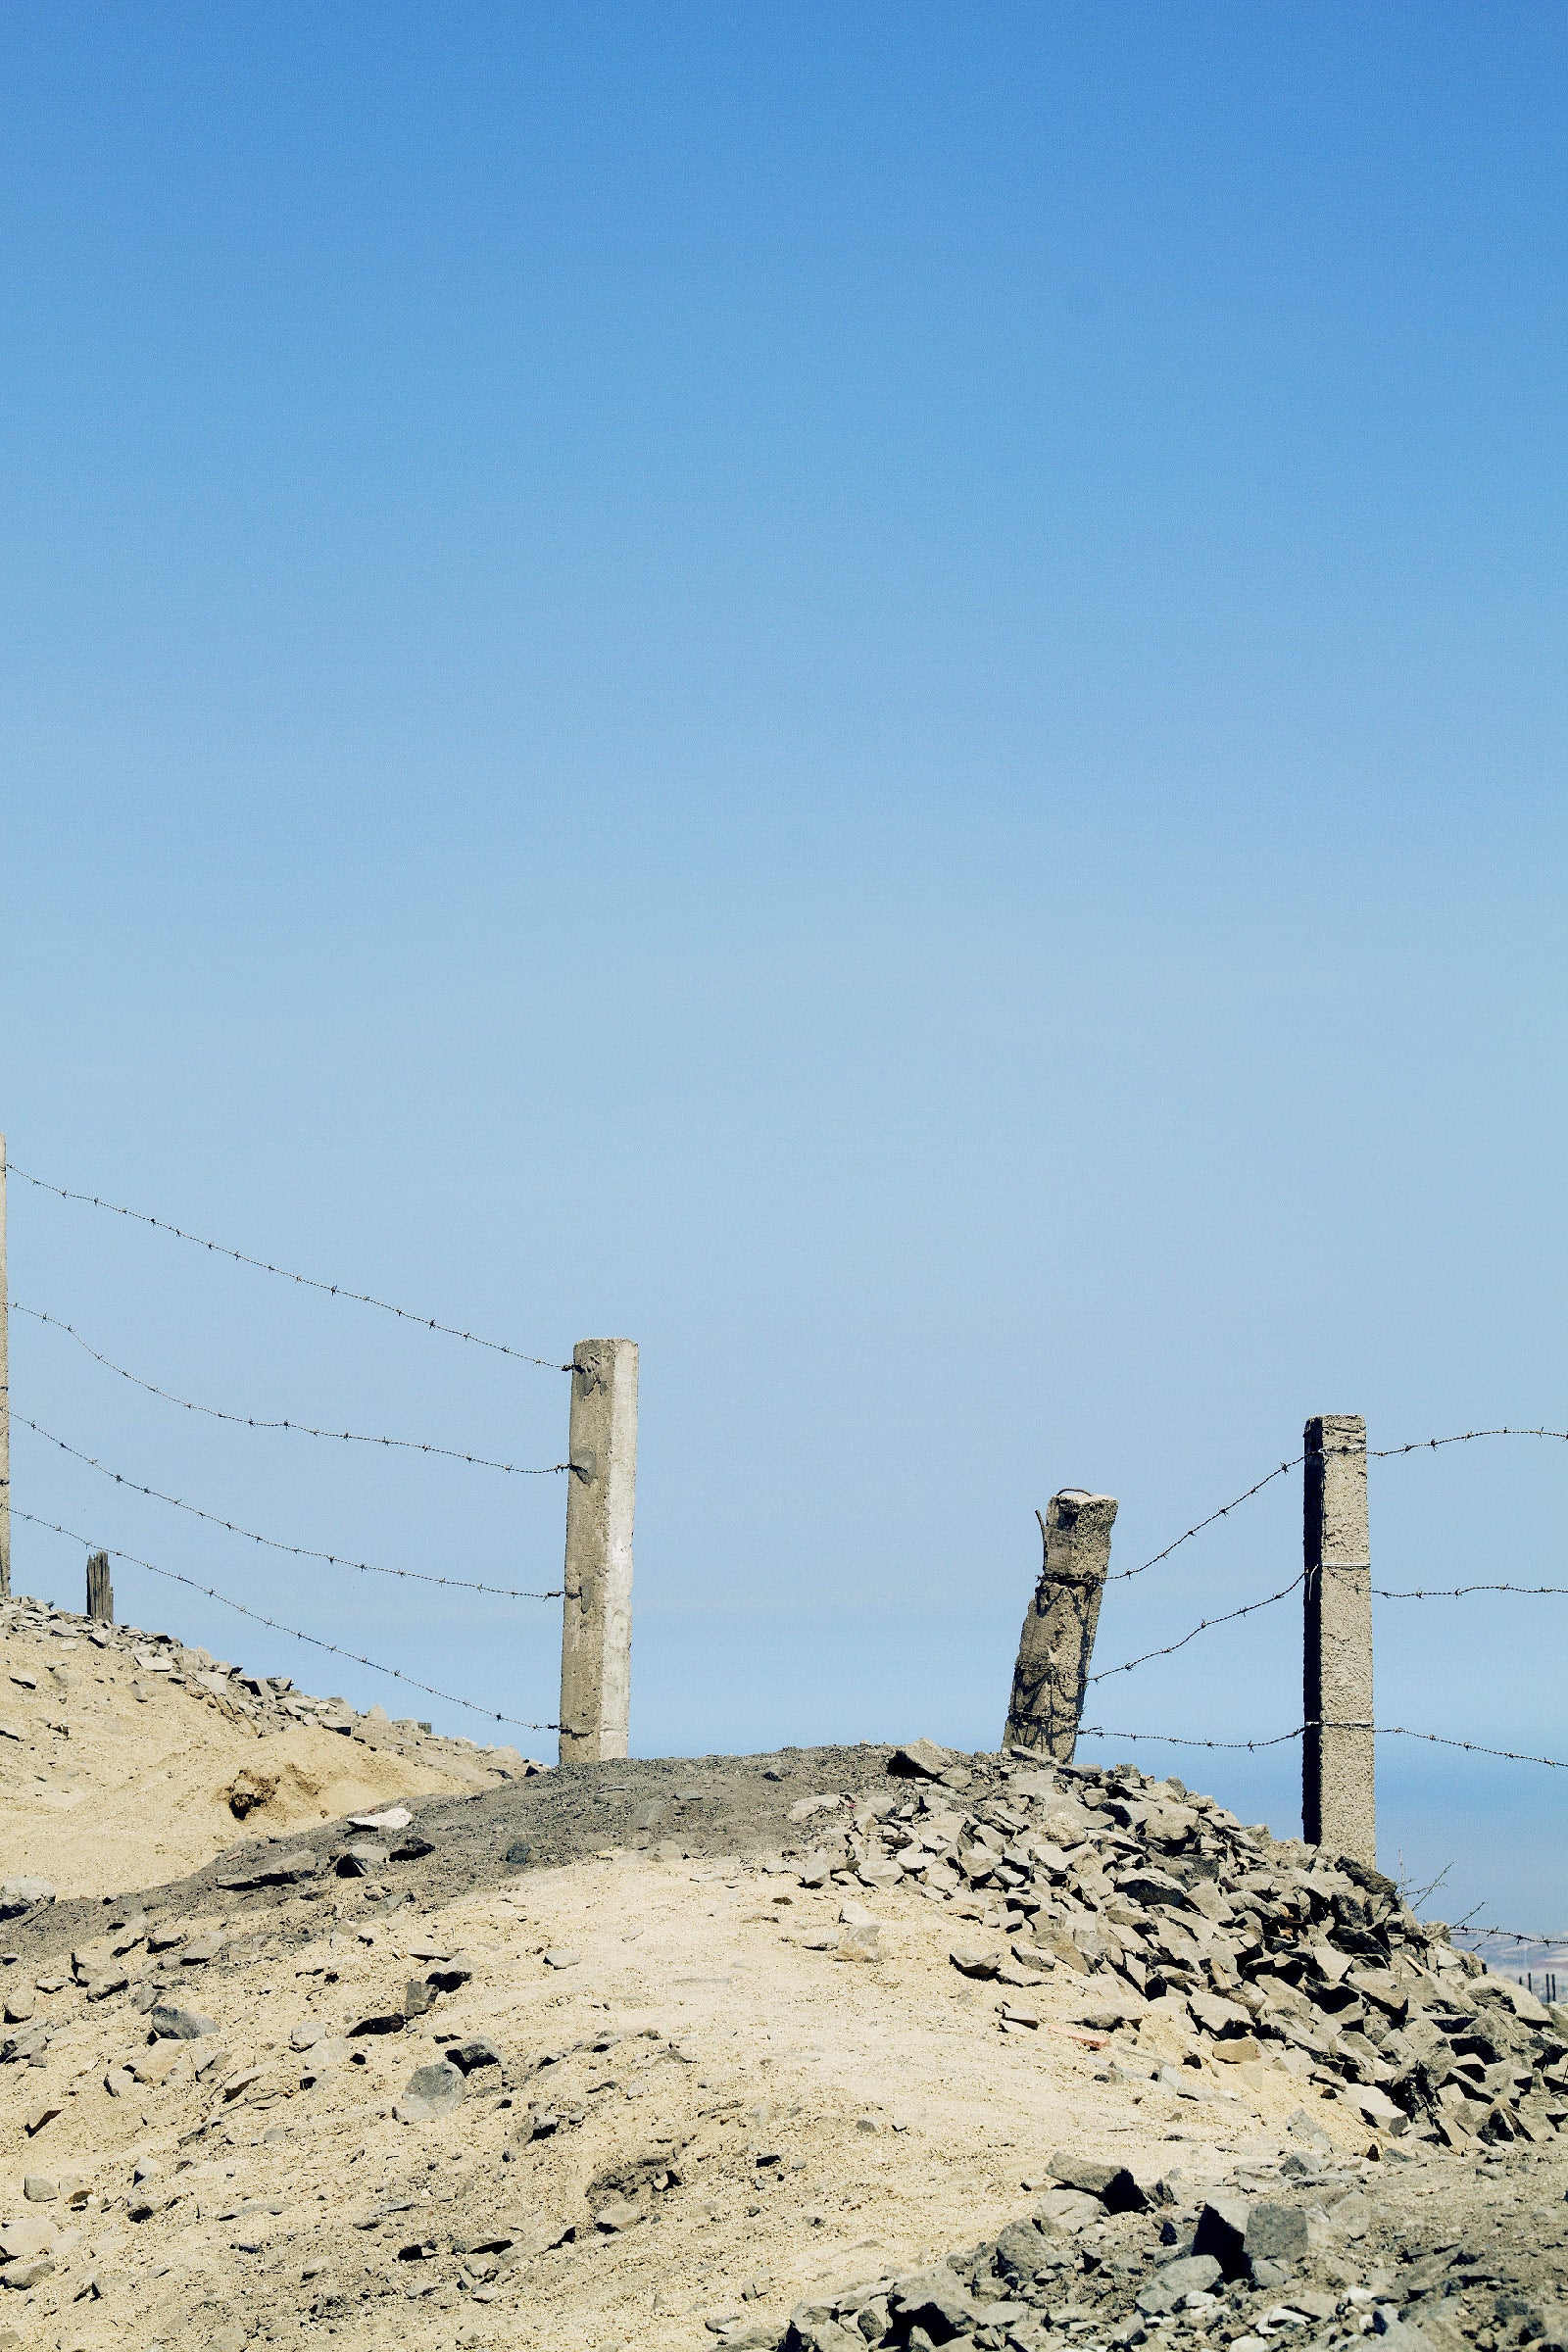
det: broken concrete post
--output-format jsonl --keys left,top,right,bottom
{"left": 1302, "top": 1411, "right": 1375, "bottom": 1864}
{"left": 86, "top": 1550, "right": 113, "bottom": 1625}
{"left": 1004, "top": 1489, "right": 1118, "bottom": 1761}
{"left": 558, "top": 1338, "right": 638, "bottom": 1764}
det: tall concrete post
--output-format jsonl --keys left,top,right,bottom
{"left": 1302, "top": 1412, "right": 1375, "bottom": 1863}
{"left": 86, "top": 1551, "right": 114, "bottom": 1624}
{"left": 0, "top": 1135, "right": 10, "bottom": 1600}
{"left": 558, "top": 1338, "right": 638, "bottom": 1764}
{"left": 1004, "top": 1489, "right": 1118, "bottom": 1761}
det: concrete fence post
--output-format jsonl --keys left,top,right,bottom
{"left": 1302, "top": 1411, "right": 1376, "bottom": 1863}
{"left": 1004, "top": 1489, "right": 1118, "bottom": 1761}
{"left": 86, "top": 1550, "right": 114, "bottom": 1624}
{"left": 0, "top": 1133, "right": 9, "bottom": 1600}
{"left": 558, "top": 1338, "right": 638, "bottom": 1764}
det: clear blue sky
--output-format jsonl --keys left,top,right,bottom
{"left": 2, "top": 3, "right": 1563, "bottom": 1925}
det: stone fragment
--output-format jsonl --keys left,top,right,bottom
{"left": 449, "top": 2038, "right": 503, "bottom": 2075}
{"left": 180, "top": 1932, "right": 224, "bottom": 1964}
{"left": 405, "top": 1979, "right": 436, "bottom": 2020}
{"left": 504, "top": 1840, "right": 533, "bottom": 1866}
{"left": 347, "top": 1806, "right": 413, "bottom": 1832}
{"left": 1047, "top": 2153, "right": 1149, "bottom": 2212}
{"left": 0, "top": 1881, "right": 54, "bottom": 1918}
{"left": 335, "top": 1841, "right": 390, "bottom": 1877}
{"left": 1193, "top": 2195, "right": 1252, "bottom": 2277}
{"left": 889, "top": 1740, "right": 956, "bottom": 1779}
{"left": 0, "top": 2216, "right": 55, "bottom": 2261}
{"left": 949, "top": 1940, "right": 1001, "bottom": 1980}
{"left": 392, "top": 1836, "right": 435, "bottom": 1860}
{"left": 1245, "top": 2204, "right": 1310, "bottom": 2268}
{"left": 349, "top": 2013, "right": 406, "bottom": 2037}
{"left": 1136, "top": 2255, "right": 1223, "bottom": 2315}
{"left": 397, "top": 2061, "right": 465, "bottom": 2122}
{"left": 543, "top": 1950, "right": 581, "bottom": 1971}
{"left": 150, "top": 2003, "right": 219, "bottom": 2039}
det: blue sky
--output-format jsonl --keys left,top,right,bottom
{"left": 1, "top": 3, "right": 1563, "bottom": 1925}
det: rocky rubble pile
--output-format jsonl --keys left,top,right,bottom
{"left": 780, "top": 2142, "right": 1568, "bottom": 2352}
{"left": 784, "top": 1743, "right": 1568, "bottom": 2152}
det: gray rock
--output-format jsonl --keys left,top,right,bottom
{"left": 404, "top": 1979, "right": 436, "bottom": 2019}
{"left": 1194, "top": 2194, "right": 1251, "bottom": 2276}
{"left": 1245, "top": 2204, "right": 1310, "bottom": 2268}
{"left": 150, "top": 2003, "right": 219, "bottom": 2040}
{"left": 889, "top": 1740, "right": 956, "bottom": 1780}
{"left": 348, "top": 2012, "right": 406, "bottom": 2036}
{"left": 335, "top": 1841, "right": 390, "bottom": 1877}
{"left": 0, "top": 1880, "right": 54, "bottom": 1919}
{"left": 1048, "top": 2152, "right": 1149, "bottom": 2212}
{"left": 1135, "top": 2255, "right": 1223, "bottom": 2315}
{"left": 889, "top": 2265, "right": 976, "bottom": 2339}
{"left": 449, "top": 2037, "right": 502, "bottom": 2075}
{"left": 505, "top": 1840, "right": 533, "bottom": 1866}
{"left": 397, "top": 2061, "right": 465, "bottom": 2122}
{"left": 949, "top": 1939, "right": 1001, "bottom": 1979}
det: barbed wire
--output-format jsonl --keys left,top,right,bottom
{"left": 1372, "top": 1725, "right": 1568, "bottom": 1771}
{"left": 1103, "top": 1426, "right": 1567, "bottom": 1592}
{"left": 1079, "top": 1721, "right": 1568, "bottom": 1771}
{"left": 1451, "top": 1927, "right": 1568, "bottom": 1947}
{"left": 1078, "top": 1723, "right": 1310, "bottom": 1753}
{"left": 1374, "top": 1583, "right": 1568, "bottom": 1601}
{"left": 1088, "top": 1574, "right": 1304, "bottom": 1683}
{"left": 13, "top": 1509, "right": 558, "bottom": 1733}
{"left": 12, "top": 1303, "right": 570, "bottom": 1478}
{"left": 1368, "top": 1427, "right": 1568, "bottom": 1457}
{"left": 10, "top": 1164, "right": 571, "bottom": 1372}
{"left": 17, "top": 1418, "right": 563, "bottom": 1601}
{"left": 1107, "top": 1458, "right": 1303, "bottom": 1584}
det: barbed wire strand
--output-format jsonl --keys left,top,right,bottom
{"left": 1078, "top": 1724, "right": 1310, "bottom": 1753}
{"left": 1103, "top": 1427, "right": 1567, "bottom": 1592}
{"left": 1375, "top": 1583, "right": 1568, "bottom": 1601}
{"left": 1078, "top": 1722, "right": 1568, "bottom": 1771}
{"left": 16, "top": 1419, "right": 563, "bottom": 1602}
{"left": 1369, "top": 1427, "right": 1568, "bottom": 1457}
{"left": 9, "top": 1164, "right": 571, "bottom": 1373}
{"left": 1089, "top": 1574, "right": 1305, "bottom": 1684}
{"left": 1107, "top": 1458, "right": 1303, "bottom": 1584}
{"left": 12, "top": 1303, "right": 570, "bottom": 1478}
{"left": 1451, "top": 1928, "right": 1568, "bottom": 1947}
{"left": 13, "top": 1509, "right": 557, "bottom": 1733}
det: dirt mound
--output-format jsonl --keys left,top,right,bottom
{"left": 0, "top": 1614, "right": 1554, "bottom": 2352}
{"left": 0, "top": 1591, "right": 534, "bottom": 1900}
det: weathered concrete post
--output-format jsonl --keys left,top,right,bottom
{"left": 86, "top": 1550, "right": 114, "bottom": 1624}
{"left": 0, "top": 1133, "right": 9, "bottom": 1599}
{"left": 1302, "top": 1412, "right": 1375, "bottom": 1864}
{"left": 558, "top": 1338, "right": 638, "bottom": 1763}
{"left": 1004, "top": 1489, "right": 1118, "bottom": 1761}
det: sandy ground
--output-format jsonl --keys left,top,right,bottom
{"left": 0, "top": 1617, "right": 510, "bottom": 1899}
{"left": 0, "top": 1844, "right": 1381, "bottom": 2352}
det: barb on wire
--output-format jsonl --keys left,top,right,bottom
{"left": 13, "top": 1303, "right": 570, "bottom": 1478}
{"left": 1080, "top": 1721, "right": 1568, "bottom": 1772}
{"left": 1078, "top": 1724, "right": 1308, "bottom": 1753}
{"left": 10, "top": 1164, "right": 570, "bottom": 1372}
{"left": 1452, "top": 1926, "right": 1568, "bottom": 1945}
{"left": 13, "top": 1510, "right": 557, "bottom": 1733}
{"left": 1369, "top": 1427, "right": 1568, "bottom": 1457}
{"left": 1371, "top": 1725, "right": 1568, "bottom": 1772}
{"left": 17, "top": 1419, "right": 562, "bottom": 1602}
{"left": 1108, "top": 1457, "right": 1303, "bottom": 1584}
{"left": 1375, "top": 1583, "right": 1568, "bottom": 1600}
{"left": 1089, "top": 1574, "right": 1304, "bottom": 1683}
